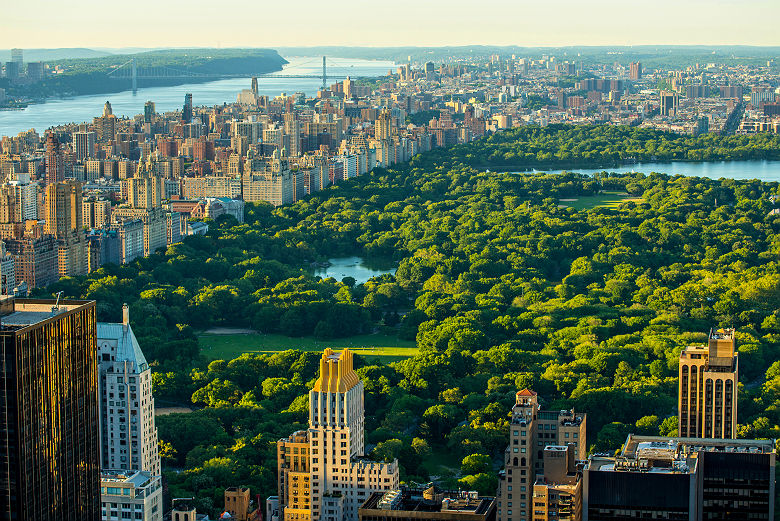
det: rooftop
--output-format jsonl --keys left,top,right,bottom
{"left": 586, "top": 435, "right": 776, "bottom": 475}
{"left": 0, "top": 297, "right": 93, "bottom": 331}
{"left": 360, "top": 488, "right": 495, "bottom": 517}
{"left": 101, "top": 470, "right": 157, "bottom": 489}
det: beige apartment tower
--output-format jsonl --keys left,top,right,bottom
{"left": 678, "top": 328, "right": 738, "bottom": 439}
{"left": 277, "top": 349, "right": 399, "bottom": 521}
{"left": 496, "top": 389, "right": 586, "bottom": 521}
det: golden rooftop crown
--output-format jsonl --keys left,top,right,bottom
{"left": 312, "top": 348, "right": 360, "bottom": 393}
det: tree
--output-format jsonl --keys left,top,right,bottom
{"left": 461, "top": 454, "right": 491, "bottom": 475}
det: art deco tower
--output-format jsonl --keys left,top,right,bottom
{"left": 678, "top": 328, "right": 738, "bottom": 439}
{"left": 277, "top": 348, "right": 399, "bottom": 521}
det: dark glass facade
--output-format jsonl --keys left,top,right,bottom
{"left": 701, "top": 452, "right": 773, "bottom": 520}
{"left": 0, "top": 298, "right": 100, "bottom": 521}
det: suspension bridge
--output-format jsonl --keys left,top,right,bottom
{"left": 107, "top": 56, "right": 353, "bottom": 92}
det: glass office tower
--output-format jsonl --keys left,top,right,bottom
{"left": 0, "top": 297, "right": 100, "bottom": 521}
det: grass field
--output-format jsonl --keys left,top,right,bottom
{"left": 560, "top": 191, "right": 644, "bottom": 210}
{"left": 198, "top": 332, "right": 419, "bottom": 363}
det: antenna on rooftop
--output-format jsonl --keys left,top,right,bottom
{"left": 52, "top": 291, "right": 64, "bottom": 315}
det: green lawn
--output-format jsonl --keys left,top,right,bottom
{"left": 560, "top": 191, "right": 644, "bottom": 210}
{"left": 198, "top": 332, "right": 419, "bottom": 363}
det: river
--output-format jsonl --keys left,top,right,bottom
{"left": 0, "top": 57, "right": 395, "bottom": 137}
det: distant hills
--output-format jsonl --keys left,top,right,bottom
{"left": 2, "top": 45, "right": 778, "bottom": 68}
{"left": 0, "top": 48, "right": 287, "bottom": 104}
{"left": 0, "top": 48, "right": 112, "bottom": 62}
{"left": 275, "top": 45, "right": 780, "bottom": 67}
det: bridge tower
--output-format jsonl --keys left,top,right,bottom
{"left": 131, "top": 58, "right": 137, "bottom": 93}
{"left": 322, "top": 56, "right": 326, "bottom": 89}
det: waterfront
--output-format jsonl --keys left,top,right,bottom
{"left": 0, "top": 57, "right": 395, "bottom": 137}
{"left": 532, "top": 160, "right": 780, "bottom": 182}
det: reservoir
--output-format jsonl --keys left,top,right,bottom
{"left": 0, "top": 57, "right": 395, "bottom": 137}
{"left": 313, "top": 257, "right": 395, "bottom": 285}
{"left": 530, "top": 160, "right": 780, "bottom": 182}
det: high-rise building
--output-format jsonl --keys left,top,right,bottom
{"left": 97, "top": 304, "right": 162, "bottom": 521}
{"left": 45, "top": 180, "right": 87, "bottom": 277}
{"left": 0, "top": 297, "right": 101, "bottom": 520}
{"left": 8, "top": 176, "right": 39, "bottom": 222}
{"left": 97, "top": 304, "right": 160, "bottom": 475}
{"left": 277, "top": 348, "right": 400, "bottom": 521}
{"left": 83, "top": 197, "right": 111, "bottom": 229}
{"left": 74, "top": 130, "right": 97, "bottom": 161}
{"left": 3, "top": 225, "right": 59, "bottom": 289}
{"left": 182, "top": 93, "right": 193, "bottom": 123}
{"left": 678, "top": 328, "right": 738, "bottom": 439}
{"left": 10, "top": 48, "right": 22, "bottom": 67}
{"left": 629, "top": 61, "right": 642, "bottom": 80}
{"left": 496, "top": 389, "right": 586, "bottom": 521}
{"left": 582, "top": 435, "right": 775, "bottom": 520}
{"left": 26, "top": 61, "right": 44, "bottom": 81}
{"left": 659, "top": 91, "right": 679, "bottom": 117}
{"left": 375, "top": 109, "right": 392, "bottom": 141}
{"left": 143, "top": 101, "right": 156, "bottom": 123}
{"left": 45, "top": 132, "right": 64, "bottom": 185}
{"left": 0, "top": 241, "right": 16, "bottom": 294}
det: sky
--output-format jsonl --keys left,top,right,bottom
{"left": 4, "top": 0, "right": 780, "bottom": 48}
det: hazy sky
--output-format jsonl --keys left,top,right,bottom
{"left": 4, "top": 0, "right": 780, "bottom": 48}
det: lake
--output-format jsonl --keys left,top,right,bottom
{"left": 528, "top": 160, "right": 780, "bottom": 182}
{"left": 313, "top": 257, "right": 395, "bottom": 284}
{"left": 0, "top": 56, "right": 395, "bottom": 137}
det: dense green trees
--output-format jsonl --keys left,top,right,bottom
{"left": 36, "top": 125, "right": 780, "bottom": 517}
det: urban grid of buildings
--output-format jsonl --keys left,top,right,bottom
{"left": 0, "top": 284, "right": 773, "bottom": 521}
{"left": 1, "top": 54, "right": 780, "bottom": 293}
{"left": 0, "top": 48, "right": 778, "bottom": 521}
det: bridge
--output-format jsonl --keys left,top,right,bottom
{"left": 107, "top": 56, "right": 351, "bottom": 92}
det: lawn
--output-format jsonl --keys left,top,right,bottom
{"left": 198, "top": 332, "right": 419, "bottom": 363}
{"left": 560, "top": 191, "right": 644, "bottom": 210}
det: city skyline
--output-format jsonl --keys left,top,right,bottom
{"left": 4, "top": 0, "right": 780, "bottom": 48}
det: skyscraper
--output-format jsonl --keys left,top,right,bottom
{"left": 182, "top": 93, "right": 193, "bottom": 123}
{"left": 74, "top": 130, "right": 97, "bottom": 161}
{"left": 45, "top": 132, "right": 64, "bottom": 185}
{"left": 660, "top": 91, "right": 679, "bottom": 117}
{"left": 97, "top": 304, "right": 162, "bottom": 521}
{"left": 143, "top": 101, "right": 156, "bottom": 124}
{"left": 0, "top": 297, "right": 101, "bottom": 520}
{"left": 583, "top": 435, "right": 775, "bottom": 520}
{"left": 375, "top": 109, "right": 392, "bottom": 141}
{"left": 678, "top": 328, "right": 738, "bottom": 439}
{"left": 10, "top": 48, "right": 22, "bottom": 66}
{"left": 277, "top": 348, "right": 399, "bottom": 521}
{"left": 629, "top": 61, "right": 642, "bottom": 80}
{"left": 496, "top": 389, "right": 586, "bottom": 521}
{"left": 45, "top": 180, "right": 88, "bottom": 277}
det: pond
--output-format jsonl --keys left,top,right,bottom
{"left": 312, "top": 257, "right": 395, "bottom": 284}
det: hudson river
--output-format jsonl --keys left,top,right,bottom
{"left": 0, "top": 57, "right": 395, "bottom": 137}
{"left": 2, "top": 57, "right": 780, "bottom": 182}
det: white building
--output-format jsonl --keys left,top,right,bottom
{"left": 101, "top": 471, "right": 162, "bottom": 521}
{"left": 98, "top": 304, "right": 162, "bottom": 521}
{"left": 277, "top": 349, "right": 399, "bottom": 521}
{"left": 7, "top": 176, "right": 38, "bottom": 221}
{"left": 0, "top": 241, "right": 15, "bottom": 295}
